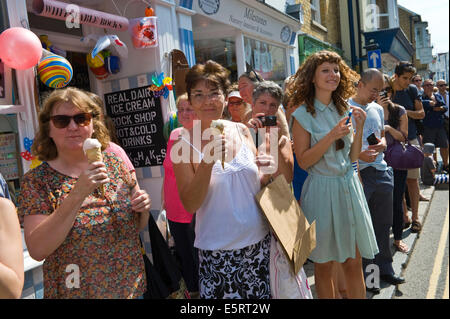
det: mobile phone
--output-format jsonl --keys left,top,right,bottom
{"left": 345, "top": 110, "right": 353, "bottom": 125}
{"left": 366, "top": 132, "right": 379, "bottom": 145}
{"left": 257, "top": 115, "right": 277, "bottom": 127}
{"left": 379, "top": 90, "right": 388, "bottom": 99}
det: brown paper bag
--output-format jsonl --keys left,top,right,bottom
{"left": 255, "top": 174, "right": 316, "bottom": 274}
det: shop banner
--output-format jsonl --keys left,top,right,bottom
{"left": 32, "top": 0, "right": 129, "bottom": 31}
{"left": 104, "top": 86, "right": 166, "bottom": 168}
{"left": 193, "top": 0, "right": 299, "bottom": 45}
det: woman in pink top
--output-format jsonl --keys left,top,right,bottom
{"left": 162, "top": 93, "right": 199, "bottom": 295}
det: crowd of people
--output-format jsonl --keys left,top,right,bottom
{"left": 0, "top": 50, "right": 448, "bottom": 299}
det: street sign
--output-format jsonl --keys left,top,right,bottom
{"left": 368, "top": 49, "right": 382, "bottom": 69}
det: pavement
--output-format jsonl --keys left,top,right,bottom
{"left": 303, "top": 181, "right": 440, "bottom": 299}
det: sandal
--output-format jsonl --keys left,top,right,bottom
{"left": 403, "top": 219, "right": 412, "bottom": 229}
{"left": 393, "top": 241, "right": 409, "bottom": 253}
{"left": 419, "top": 195, "right": 430, "bottom": 202}
{"left": 411, "top": 220, "right": 422, "bottom": 233}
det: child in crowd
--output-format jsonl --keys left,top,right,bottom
{"left": 421, "top": 143, "right": 449, "bottom": 185}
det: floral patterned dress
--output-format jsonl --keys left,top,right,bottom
{"left": 18, "top": 153, "right": 146, "bottom": 298}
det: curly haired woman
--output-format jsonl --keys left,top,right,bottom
{"left": 289, "top": 51, "right": 378, "bottom": 299}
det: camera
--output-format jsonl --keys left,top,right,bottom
{"left": 257, "top": 115, "right": 277, "bottom": 127}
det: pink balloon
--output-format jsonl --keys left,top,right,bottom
{"left": 0, "top": 27, "right": 42, "bottom": 70}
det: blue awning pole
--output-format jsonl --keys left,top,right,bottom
{"left": 348, "top": 0, "right": 357, "bottom": 69}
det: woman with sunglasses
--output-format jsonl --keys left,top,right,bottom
{"left": 162, "top": 93, "right": 199, "bottom": 297}
{"left": 378, "top": 75, "right": 410, "bottom": 253}
{"left": 173, "top": 60, "right": 275, "bottom": 299}
{"left": 17, "top": 87, "right": 151, "bottom": 298}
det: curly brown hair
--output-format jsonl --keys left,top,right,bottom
{"left": 288, "top": 50, "right": 359, "bottom": 117}
{"left": 185, "top": 60, "right": 231, "bottom": 100}
{"left": 32, "top": 87, "right": 110, "bottom": 161}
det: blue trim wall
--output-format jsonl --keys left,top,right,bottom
{"left": 290, "top": 56, "right": 295, "bottom": 75}
{"left": 179, "top": 0, "right": 193, "bottom": 10}
{"left": 179, "top": 28, "right": 196, "bottom": 67}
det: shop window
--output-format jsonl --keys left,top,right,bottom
{"left": 0, "top": 115, "right": 22, "bottom": 204}
{"left": 310, "top": 0, "right": 321, "bottom": 24}
{"left": 194, "top": 37, "right": 238, "bottom": 82}
{"left": 244, "top": 37, "right": 287, "bottom": 86}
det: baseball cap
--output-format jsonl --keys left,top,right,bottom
{"left": 228, "top": 91, "right": 242, "bottom": 99}
{"left": 423, "top": 143, "right": 435, "bottom": 154}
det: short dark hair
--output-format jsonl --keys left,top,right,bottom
{"left": 185, "top": 60, "right": 231, "bottom": 101}
{"left": 394, "top": 61, "right": 416, "bottom": 76}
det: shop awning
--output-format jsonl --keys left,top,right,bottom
{"left": 363, "top": 28, "right": 414, "bottom": 62}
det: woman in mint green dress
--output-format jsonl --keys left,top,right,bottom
{"left": 290, "top": 51, "right": 378, "bottom": 299}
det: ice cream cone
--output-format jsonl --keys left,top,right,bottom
{"left": 83, "top": 139, "right": 106, "bottom": 196}
{"left": 211, "top": 120, "right": 225, "bottom": 169}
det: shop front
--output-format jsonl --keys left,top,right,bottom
{"left": 297, "top": 33, "right": 344, "bottom": 65}
{"left": 363, "top": 27, "right": 415, "bottom": 75}
{"left": 188, "top": 0, "right": 302, "bottom": 85}
{"left": 0, "top": 0, "right": 189, "bottom": 299}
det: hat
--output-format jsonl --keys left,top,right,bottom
{"left": 423, "top": 143, "right": 435, "bottom": 154}
{"left": 228, "top": 91, "right": 242, "bottom": 99}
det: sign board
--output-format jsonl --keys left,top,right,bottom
{"left": 0, "top": 133, "right": 19, "bottom": 180}
{"left": 193, "top": 0, "right": 298, "bottom": 45}
{"left": 104, "top": 86, "right": 166, "bottom": 168}
{"left": 368, "top": 49, "right": 382, "bottom": 69}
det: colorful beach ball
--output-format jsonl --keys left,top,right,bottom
{"left": 38, "top": 54, "right": 73, "bottom": 88}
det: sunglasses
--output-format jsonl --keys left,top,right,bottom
{"left": 438, "top": 84, "right": 447, "bottom": 87}
{"left": 50, "top": 113, "right": 93, "bottom": 129}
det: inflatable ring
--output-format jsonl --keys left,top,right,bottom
{"left": 38, "top": 54, "right": 73, "bottom": 88}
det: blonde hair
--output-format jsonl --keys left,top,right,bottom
{"left": 32, "top": 87, "right": 110, "bottom": 161}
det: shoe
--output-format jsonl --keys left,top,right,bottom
{"left": 366, "top": 286, "right": 380, "bottom": 294}
{"left": 380, "top": 274, "right": 406, "bottom": 285}
{"left": 411, "top": 220, "right": 422, "bottom": 233}
{"left": 419, "top": 196, "right": 430, "bottom": 202}
{"left": 403, "top": 219, "right": 412, "bottom": 229}
{"left": 393, "top": 241, "right": 410, "bottom": 253}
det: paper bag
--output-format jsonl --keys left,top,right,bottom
{"left": 255, "top": 174, "right": 316, "bottom": 274}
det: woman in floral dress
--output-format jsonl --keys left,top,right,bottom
{"left": 18, "top": 87, "right": 151, "bottom": 298}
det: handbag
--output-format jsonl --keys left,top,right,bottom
{"left": 384, "top": 134, "right": 424, "bottom": 170}
{"left": 142, "top": 215, "right": 189, "bottom": 299}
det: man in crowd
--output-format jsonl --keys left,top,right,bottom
{"left": 348, "top": 68, "right": 405, "bottom": 294}
{"left": 391, "top": 62, "right": 425, "bottom": 234}
{"left": 422, "top": 79, "right": 449, "bottom": 172}
{"left": 436, "top": 80, "right": 449, "bottom": 144}
{"left": 412, "top": 74, "right": 424, "bottom": 96}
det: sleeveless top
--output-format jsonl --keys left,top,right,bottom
{"left": 181, "top": 124, "right": 269, "bottom": 250}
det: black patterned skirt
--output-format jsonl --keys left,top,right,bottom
{"left": 198, "top": 234, "right": 271, "bottom": 299}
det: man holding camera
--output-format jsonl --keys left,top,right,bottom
{"left": 348, "top": 69, "right": 405, "bottom": 294}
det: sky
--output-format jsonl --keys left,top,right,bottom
{"left": 397, "top": 0, "right": 449, "bottom": 54}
